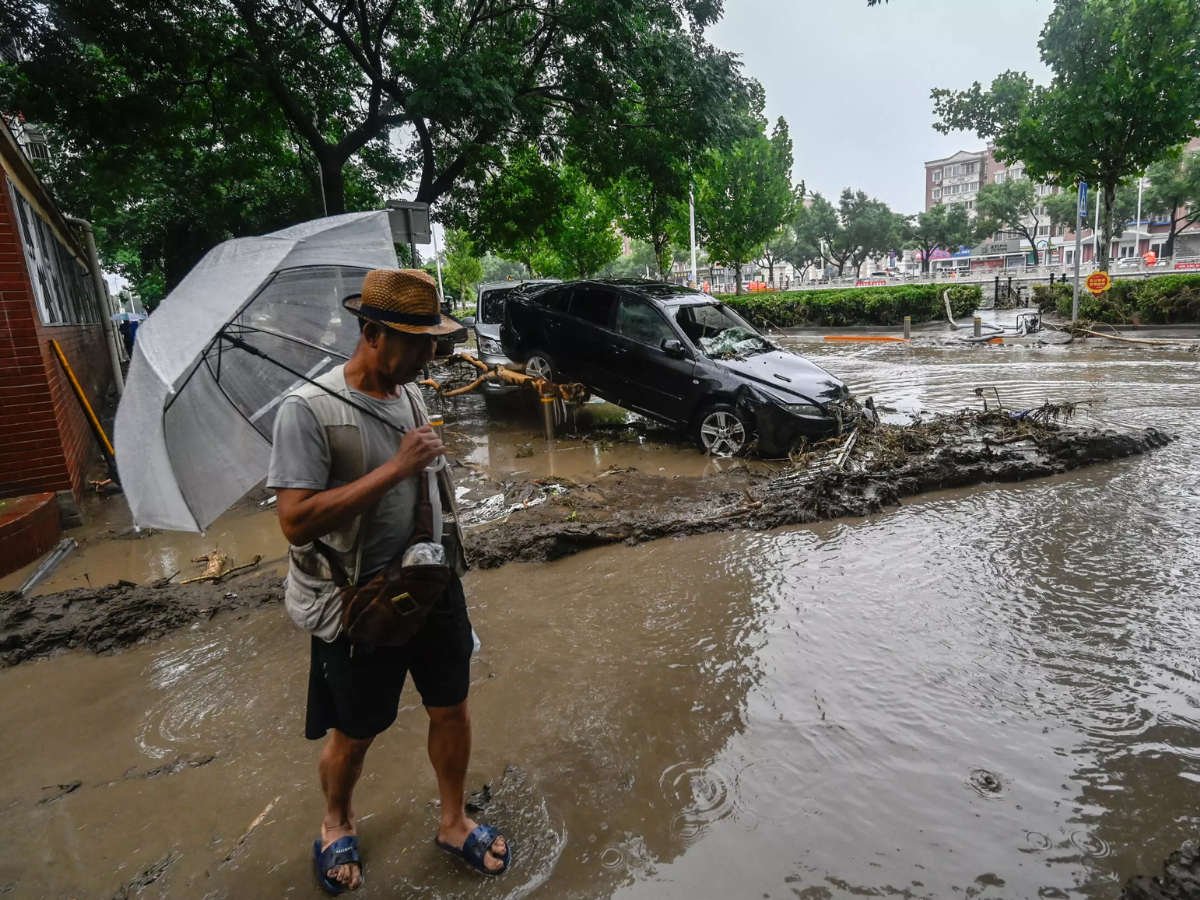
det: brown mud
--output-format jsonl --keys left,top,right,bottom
{"left": 1123, "top": 841, "right": 1200, "bottom": 900}
{"left": 467, "top": 409, "right": 1175, "bottom": 568}
{"left": 0, "top": 408, "right": 1174, "bottom": 670}
{"left": 0, "top": 572, "right": 284, "bottom": 668}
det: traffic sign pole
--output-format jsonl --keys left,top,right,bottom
{"left": 1072, "top": 182, "right": 1087, "bottom": 323}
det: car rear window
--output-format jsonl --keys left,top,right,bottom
{"left": 479, "top": 288, "right": 515, "bottom": 324}
{"left": 569, "top": 287, "right": 617, "bottom": 327}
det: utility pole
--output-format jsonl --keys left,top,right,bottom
{"left": 432, "top": 224, "right": 446, "bottom": 305}
{"left": 689, "top": 181, "right": 698, "bottom": 287}
{"left": 1072, "top": 181, "right": 1086, "bottom": 323}
{"left": 1134, "top": 175, "right": 1145, "bottom": 265}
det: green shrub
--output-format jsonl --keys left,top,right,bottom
{"left": 1031, "top": 282, "right": 1071, "bottom": 313}
{"left": 1048, "top": 273, "right": 1200, "bottom": 324}
{"left": 718, "top": 284, "right": 980, "bottom": 328}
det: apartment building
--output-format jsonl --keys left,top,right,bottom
{"left": 924, "top": 149, "right": 987, "bottom": 213}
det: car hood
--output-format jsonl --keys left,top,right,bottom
{"left": 714, "top": 350, "right": 847, "bottom": 405}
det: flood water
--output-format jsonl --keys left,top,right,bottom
{"left": 2, "top": 340, "right": 1199, "bottom": 899}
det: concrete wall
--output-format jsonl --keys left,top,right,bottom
{"left": 0, "top": 174, "right": 111, "bottom": 501}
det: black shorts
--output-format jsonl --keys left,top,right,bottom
{"left": 305, "top": 571, "right": 473, "bottom": 741}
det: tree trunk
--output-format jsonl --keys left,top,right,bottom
{"left": 1166, "top": 221, "right": 1179, "bottom": 258}
{"left": 768, "top": 259, "right": 775, "bottom": 285}
{"left": 1098, "top": 181, "right": 1116, "bottom": 272}
{"left": 318, "top": 155, "right": 347, "bottom": 216}
{"left": 735, "top": 262, "right": 743, "bottom": 294}
{"left": 654, "top": 236, "right": 670, "bottom": 281}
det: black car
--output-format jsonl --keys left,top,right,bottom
{"left": 500, "top": 280, "right": 852, "bottom": 456}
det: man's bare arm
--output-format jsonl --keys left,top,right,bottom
{"left": 276, "top": 425, "right": 444, "bottom": 546}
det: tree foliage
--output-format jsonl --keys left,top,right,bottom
{"left": 441, "top": 228, "right": 484, "bottom": 307}
{"left": 932, "top": 0, "right": 1200, "bottom": 271}
{"left": 530, "top": 168, "right": 621, "bottom": 279}
{"left": 795, "top": 189, "right": 900, "bottom": 277}
{"left": 695, "top": 117, "right": 798, "bottom": 293}
{"left": 905, "top": 203, "right": 975, "bottom": 273}
{"left": 1144, "top": 150, "right": 1200, "bottom": 257}
{"left": 974, "top": 179, "right": 1048, "bottom": 264}
{"left": 1, "top": 0, "right": 752, "bottom": 295}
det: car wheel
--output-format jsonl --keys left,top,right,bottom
{"left": 524, "top": 350, "right": 557, "bottom": 382}
{"left": 694, "top": 403, "right": 752, "bottom": 456}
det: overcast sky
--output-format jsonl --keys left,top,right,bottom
{"left": 708, "top": 0, "right": 1053, "bottom": 214}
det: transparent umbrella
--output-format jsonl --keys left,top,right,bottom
{"left": 114, "top": 212, "right": 399, "bottom": 532}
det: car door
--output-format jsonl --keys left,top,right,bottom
{"left": 559, "top": 285, "right": 620, "bottom": 392}
{"left": 611, "top": 296, "right": 699, "bottom": 423}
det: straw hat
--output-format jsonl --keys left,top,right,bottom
{"left": 343, "top": 269, "right": 461, "bottom": 336}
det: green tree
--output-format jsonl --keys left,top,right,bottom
{"left": 472, "top": 146, "right": 567, "bottom": 276}
{"left": 932, "top": 0, "right": 1200, "bottom": 272}
{"left": 755, "top": 228, "right": 796, "bottom": 287}
{"left": 607, "top": 173, "right": 687, "bottom": 281}
{"left": 975, "top": 179, "right": 1047, "bottom": 265}
{"left": 1143, "top": 150, "right": 1200, "bottom": 258}
{"left": 2, "top": 0, "right": 752, "bottom": 294}
{"left": 840, "top": 189, "right": 902, "bottom": 276}
{"left": 532, "top": 169, "right": 621, "bottom": 278}
{"left": 601, "top": 239, "right": 660, "bottom": 279}
{"left": 695, "top": 117, "right": 799, "bottom": 293}
{"left": 441, "top": 229, "right": 484, "bottom": 308}
{"left": 906, "top": 203, "right": 975, "bottom": 274}
{"left": 792, "top": 193, "right": 840, "bottom": 277}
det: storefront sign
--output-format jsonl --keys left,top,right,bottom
{"left": 973, "top": 240, "right": 1022, "bottom": 257}
{"left": 1174, "top": 261, "right": 1200, "bottom": 270}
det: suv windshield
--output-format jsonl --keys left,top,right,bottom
{"left": 674, "top": 304, "right": 775, "bottom": 358}
{"left": 480, "top": 287, "right": 517, "bottom": 324}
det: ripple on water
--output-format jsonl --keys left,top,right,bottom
{"left": 137, "top": 640, "right": 235, "bottom": 759}
{"left": 660, "top": 760, "right": 741, "bottom": 843}
{"left": 966, "top": 766, "right": 1007, "bottom": 799}
{"left": 1070, "top": 830, "right": 1112, "bottom": 858}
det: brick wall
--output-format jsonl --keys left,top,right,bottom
{"left": 0, "top": 175, "right": 112, "bottom": 501}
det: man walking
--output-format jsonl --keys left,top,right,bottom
{"left": 268, "top": 269, "right": 509, "bottom": 893}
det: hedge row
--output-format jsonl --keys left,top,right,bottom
{"left": 1033, "top": 273, "right": 1200, "bottom": 324}
{"left": 718, "top": 284, "right": 982, "bottom": 328}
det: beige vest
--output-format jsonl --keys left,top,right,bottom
{"left": 282, "top": 365, "right": 467, "bottom": 640}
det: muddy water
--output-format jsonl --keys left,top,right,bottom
{"left": 2, "top": 343, "right": 1199, "bottom": 899}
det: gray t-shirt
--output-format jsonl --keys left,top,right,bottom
{"left": 267, "top": 387, "right": 419, "bottom": 579}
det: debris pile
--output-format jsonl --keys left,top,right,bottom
{"left": 466, "top": 403, "right": 1174, "bottom": 568}
{"left": 1122, "top": 840, "right": 1200, "bottom": 900}
{"left": 0, "top": 574, "right": 285, "bottom": 668}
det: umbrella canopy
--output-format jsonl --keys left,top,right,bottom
{"left": 110, "top": 311, "right": 147, "bottom": 322}
{"left": 115, "top": 211, "right": 399, "bottom": 532}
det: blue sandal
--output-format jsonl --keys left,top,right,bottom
{"left": 437, "top": 823, "right": 511, "bottom": 875}
{"left": 313, "top": 835, "right": 363, "bottom": 895}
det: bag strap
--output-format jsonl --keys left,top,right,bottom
{"left": 312, "top": 539, "right": 352, "bottom": 588}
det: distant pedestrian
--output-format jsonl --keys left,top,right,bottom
{"left": 268, "top": 269, "right": 510, "bottom": 894}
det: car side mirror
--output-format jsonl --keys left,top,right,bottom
{"left": 661, "top": 338, "right": 687, "bottom": 358}
{"left": 462, "top": 316, "right": 476, "bottom": 326}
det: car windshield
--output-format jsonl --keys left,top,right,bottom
{"left": 479, "top": 287, "right": 517, "bottom": 324}
{"left": 674, "top": 303, "right": 775, "bottom": 358}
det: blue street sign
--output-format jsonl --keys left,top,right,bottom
{"left": 1078, "top": 182, "right": 1088, "bottom": 218}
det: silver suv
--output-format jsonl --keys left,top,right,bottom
{"left": 474, "top": 279, "right": 559, "bottom": 394}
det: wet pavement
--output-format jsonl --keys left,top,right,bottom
{"left": 2, "top": 338, "right": 1199, "bottom": 899}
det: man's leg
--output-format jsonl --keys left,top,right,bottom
{"left": 319, "top": 729, "right": 374, "bottom": 889}
{"left": 427, "top": 701, "right": 507, "bottom": 872}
